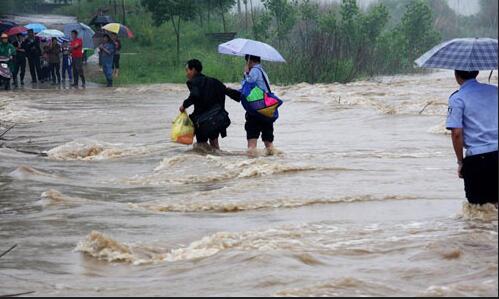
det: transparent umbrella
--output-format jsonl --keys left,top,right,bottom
{"left": 64, "top": 23, "right": 95, "bottom": 48}
{"left": 218, "top": 38, "right": 286, "bottom": 63}
{"left": 37, "top": 29, "right": 65, "bottom": 39}
{"left": 25, "top": 23, "right": 47, "bottom": 34}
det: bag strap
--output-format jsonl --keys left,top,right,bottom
{"left": 255, "top": 67, "right": 272, "bottom": 94}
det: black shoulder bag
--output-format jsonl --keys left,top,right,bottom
{"left": 195, "top": 78, "right": 231, "bottom": 138}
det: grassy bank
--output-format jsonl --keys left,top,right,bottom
{"left": 97, "top": 37, "right": 246, "bottom": 85}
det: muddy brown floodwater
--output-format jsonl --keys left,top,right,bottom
{"left": 0, "top": 71, "right": 497, "bottom": 296}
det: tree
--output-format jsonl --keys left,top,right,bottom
{"left": 262, "top": 0, "right": 297, "bottom": 45}
{"left": 243, "top": 0, "right": 249, "bottom": 30}
{"left": 359, "top": 4, "right": 389, "bottom": 76}
{"left": 399, "top": 0, "right": 441, "bottom": 63}
{"left": 216, "top": 0, "right": 236, "bottom": 32}
{"left": 141, "top": 0, "right": 197, "bottom": 64}
{"left": 339, "top": 0, "right": 360, "bottom": 55}
{"left": 478, "top": 0, "right": 498, "bottom": 37}
{"left": 253, "top": 10, "right": 273, "bottom": 40}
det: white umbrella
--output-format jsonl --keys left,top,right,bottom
{"left": 63, "top": 23, "right": 95, "bottom": 48}
{"left": 37, "top": 29, "right": 65, "bottom": 39}
{"left": 218, "top": 38, "right": 286, "bottom": 63}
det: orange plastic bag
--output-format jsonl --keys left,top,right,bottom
{"left": 171, "top": 112, "right": 195, "bottom": 145}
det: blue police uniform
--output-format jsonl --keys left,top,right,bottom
{"left": 447, "top": 79, "right": 498, "bottom": 156}
{"left": 446, "top": 78, "right": 498, "bottom": 205}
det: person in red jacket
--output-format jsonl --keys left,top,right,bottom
{"left": 70, "top": 30, "right": 86, "bottom": 88}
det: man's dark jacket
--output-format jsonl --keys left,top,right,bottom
{"left": 183, "top": 73, "right": 228, "bottom": 121}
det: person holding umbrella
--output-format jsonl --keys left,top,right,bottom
{"left": 241, "top": 54, "right": 275, "bottom": 153}
{"left": 102, "top": 23, "right": 133, "bottom": 78}
{"left": 220, "top": 38, "right": 285, "bottom": 155}
{"left": 61, "top": 40, "right": 72, "bottom": 83}
{"left": 70, "top": 30, "right": 85, "bottom": 88}
{"left": 416, "top": 38, "right": 498, "bottom": 206}
{"left": 24, "top": 29, "right": 42, "bottom": 84}
{"left": 447, "top": 71, "right": 498, "bottom": 207}
{"left": 112, "top": 33, "right": 121, "bottom": 78}
{"left": 98, "top": 34, "right": 115, "bottom": 87}
{"left": 48, "top": 37, "right": 61, "bottom": 85}
{"left": 12, "top": 34, "right": 27, "bottom": 87}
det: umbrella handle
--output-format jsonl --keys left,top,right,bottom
{"left": 489, "top": 70, "right": 493, "bottom": 83}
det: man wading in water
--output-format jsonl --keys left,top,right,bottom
{"left": 446, "top": 70, "right": 498, "bottom": 207}
{"left": 179, "top": 59, "right": 231, "bottom": 150}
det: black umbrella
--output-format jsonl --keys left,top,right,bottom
{"left": 0, "top": 20, "right": 17, "bottom": 26}
{"left": 89, "top": 15, "right": 115, "bottom": 26}
{"left": 0, "top": 20, "right": 18, "bottom": 34}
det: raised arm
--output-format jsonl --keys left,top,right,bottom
{"left": 244, "top": 67, "right": 259, "bottom": 84}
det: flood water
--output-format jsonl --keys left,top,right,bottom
{"left": 0, "top": 71, "right": 497, "bottom": 296}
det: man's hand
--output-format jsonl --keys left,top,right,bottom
{"left": 451, "top": 128, "right": 464, "bottom": 179}
{"left": 458, "top": 162, "right": 464, "bottom": 179}
{"left": 244, "top": 63, "right": 250, "bottom": 74}
{"left": 179, "top": 105, "right": 185, "bottom": 113}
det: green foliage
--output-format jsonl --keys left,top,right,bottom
{"left": 399, "top": 0, "right": 441, "bottom": 62}
{"left": 262, "top": 0, "right": 297, "bottom": 44}
{"left": 141, "top": 0, "right": 195, "bottom": 27}
{"left": 141, "top": 0, "right": 198, "bottom": 63}
{"left": 379, "top": 0, "right": 497, "bottom": 40}
{"left": 252, "top": 11, "right": 273, "bottom": 40}
{"left": 319, "top": 9, "right": 338, "bottom": 34}
{"left": 298, "top": 0, "right": 319, "bottom": 22}
{"left": 48, "top": 0, "right": 497, "bottom": 86}
{"left": 1, "top": 0, "right": 42, "bottom": 15}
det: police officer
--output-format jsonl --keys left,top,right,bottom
{"left": 446, "top": 70, "right": 498, "bottom": 206}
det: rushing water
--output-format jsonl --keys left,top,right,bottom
{"left": 0, "top": 71, "right": 497, "bottom": 297}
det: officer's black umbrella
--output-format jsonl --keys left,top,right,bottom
{"left": 89, "top": 15, "right": 115, "bottom": 27}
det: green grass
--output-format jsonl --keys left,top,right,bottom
{"left": 88, "top": 21, "right": 251, "bottom": 86}
{"left": 89, "top": 39, "right": 248, "bottom": 86}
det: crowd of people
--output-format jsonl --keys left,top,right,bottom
{"left": 0, "top": 28, "right": 122, "bottom": 89}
